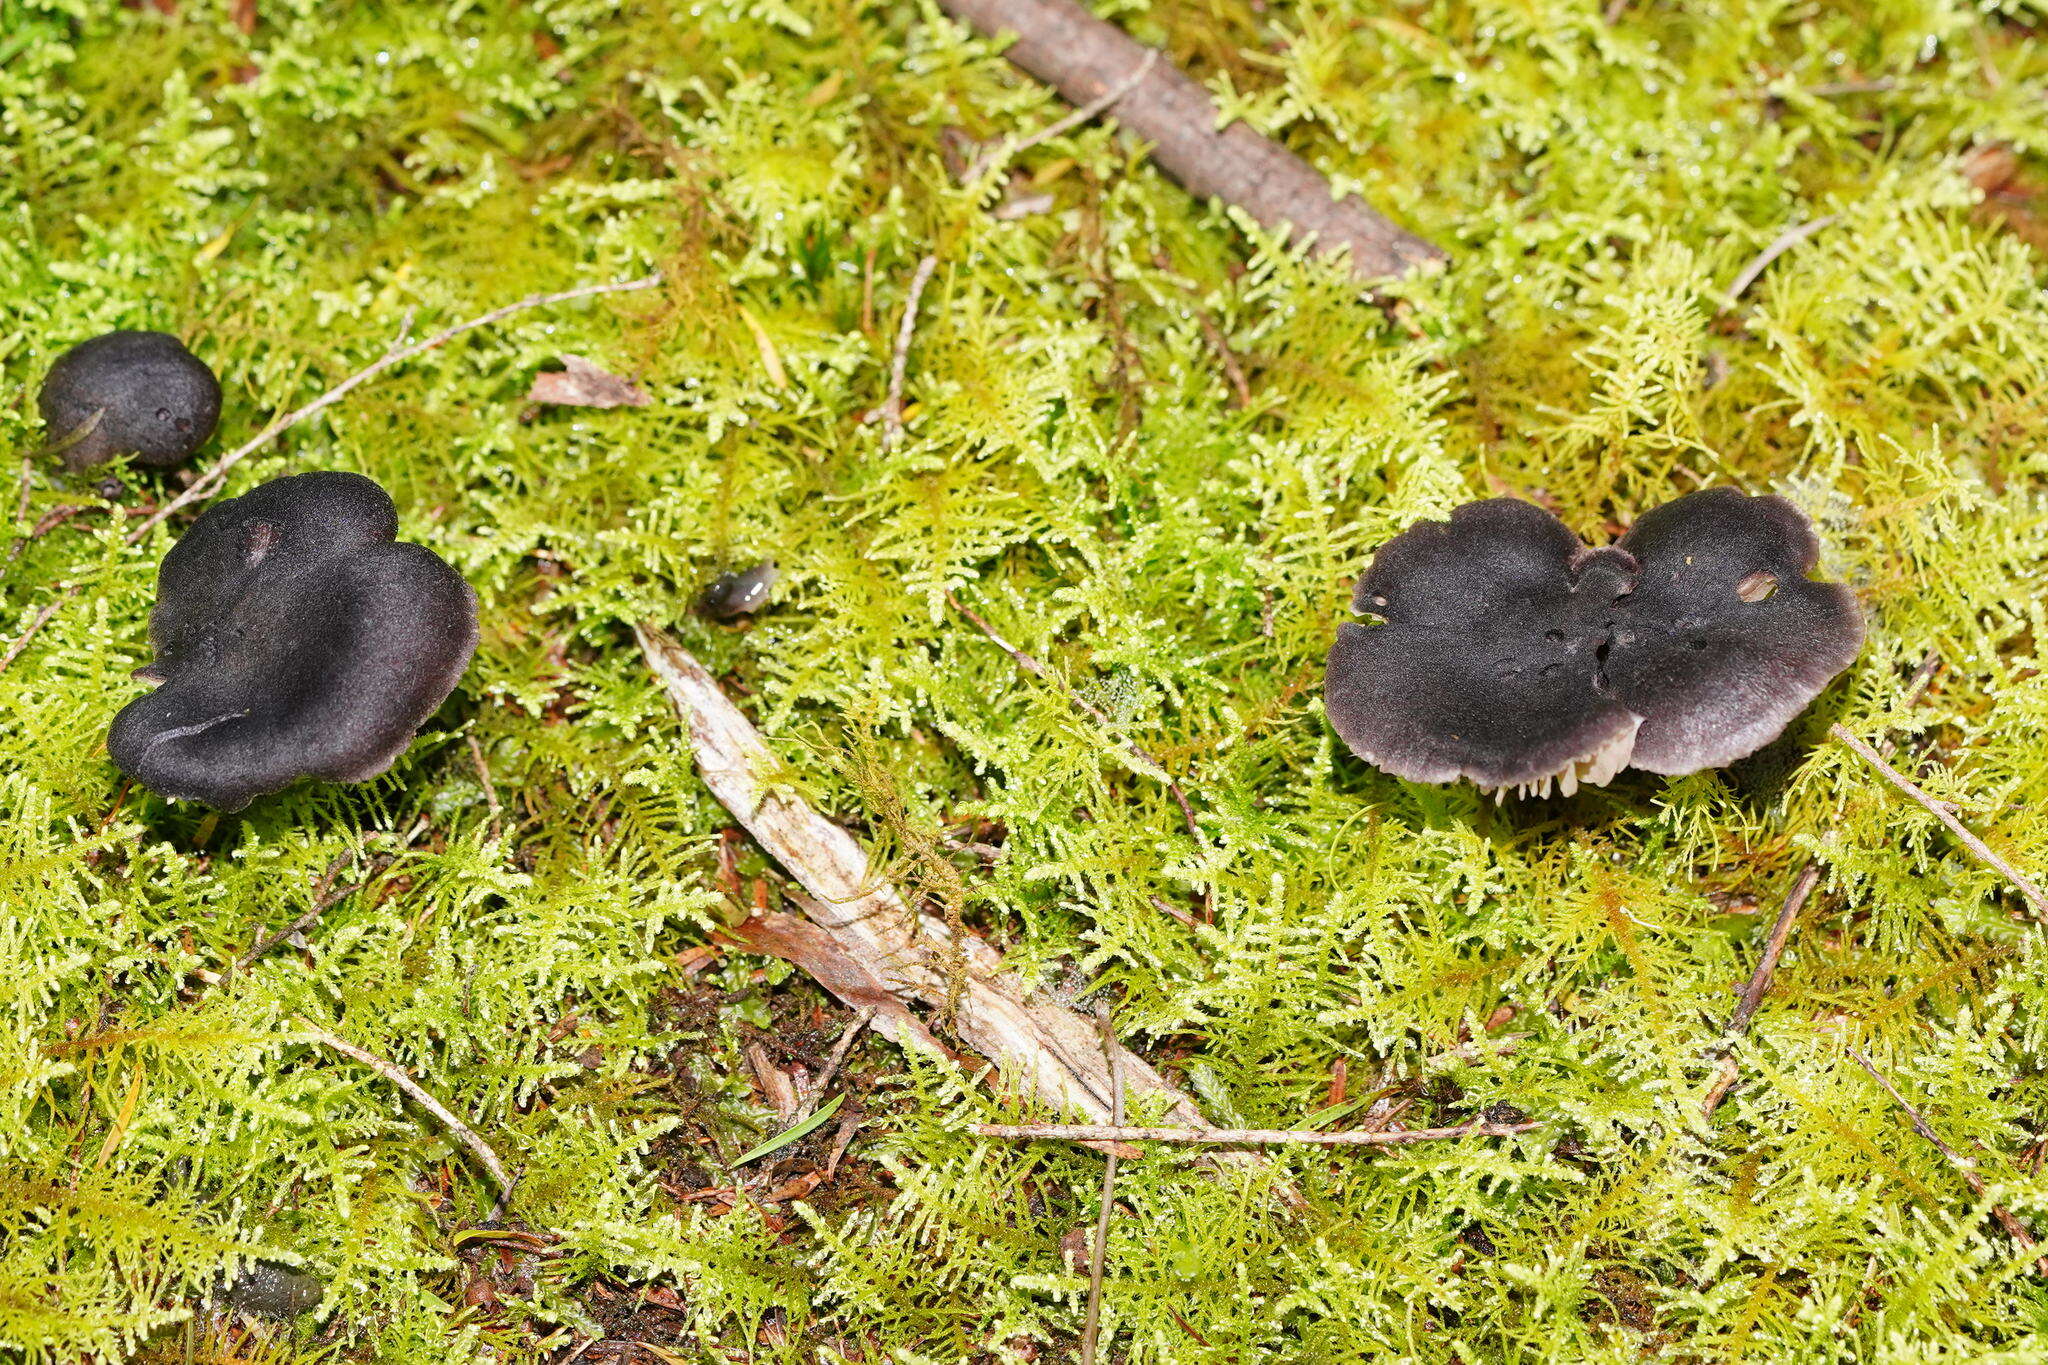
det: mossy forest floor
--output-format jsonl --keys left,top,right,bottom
{"left": 6, "top": 1, "right": 2048, "bottom": 1361}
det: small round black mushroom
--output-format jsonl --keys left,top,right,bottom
{"left": 1324, "top": 490, "right": 1863, "bottom": 797}
{"left": 698, "top": 559, "right": 778, "bottom": 620}
{"left": 222, "top": 1261, "right": 324, "bottom": 1322}
{"left": 37, "top": 330, "right": 222, "bottom": 472}
{"left": 108, "top": 471, "right": 478, "bottom": 811}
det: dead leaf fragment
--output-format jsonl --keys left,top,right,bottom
{"left": 527, "top": 354, "right": 651, "bottom": 409}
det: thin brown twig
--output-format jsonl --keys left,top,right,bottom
{"left": 945, "top": 590, "right": 1202, "bottom": 849}
{"left": 970, "top": 1120, "right": 1539, "bottom": 1146}
{"left": 0, "top": 501, "right": 95, "bottom": 582}
{"left": 0, "top": 588, "right": 76, "bottom": 677}
{"left": 1193, "top": 308, "right": 1252, "bottom": 409}
{"left": 1849, "top": 1045, "right": 2048, "bottom": 1274}
{"left": 1724, "top": 215, "right": 1837, "bottom": 304}
{"left": 468, "top": 733, "right": 503, "bottom": 841}
{"left": 297, "top": 1017, "right": 513, "bottom": 1195}
{"left": 1079, "top": 1007, "right": 1122, "bottom": 1365}
{"left": 1829, "top": 722, "right": 2048, "bottom": 921}
{"left": 1726, "top": 862, "right": 1823, "bottom": 1040}
{"left": 1707, "top": 655, "right": 1941, "bottom": 1116}
{"left": 805, "top": 1006, "right": 875, "bottom": 1113}
{"left": 130, "top": 272, "right": 663, "bottom": 542}
{"left": 238, "top": 852, "right": 361, "bottom": 970}
{"left": 966, "top": 49, "right": 1158, "bottom": 181}
{"left": 880, "top": 255, "right": 938, "bottom": 449}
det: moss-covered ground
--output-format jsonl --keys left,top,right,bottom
{"left": 6, "top": 0, "right": 2048, "bottom": 1360}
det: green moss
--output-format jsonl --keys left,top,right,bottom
{"left": 3, "top": 0, "right": 2048, "bottom": 1358}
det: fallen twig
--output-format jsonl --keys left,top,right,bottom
{"left": 468, "top": 733, "right": 503, "bottom": 842}
{"left": 880, "top": 255, "right": 938, "bottom": 449}
{"left": 1080, "top": 1007, "right": 1122, "bottom": 1365}
{"left": 132, "top": 271, "right": 663, "bottom": 542}
{"left": 945, "top": 590, "right": 1202, "bottom": 849}
{"left": 1707, "top": 656, "right": 1940, "bottom": 1116}
{"left": 969, "top": 1120, "right": 1540, "bottom": 1146}
{"left": 965, "top": 49, "right": 1158, "bottom": 182}
{"left": 938, "top": 0, "right": 1442, "bottom": 281}
{"left": 297, "top": 1017, "right": 513, "bottom": 1196}
{"left": 637, "top": 628, "right": 1263, "bottom": 1180}
{"left": 237, "top": 852, "right": 361, "bottom": 970}
{"left": 1829, "top": 722, "right": 2048, "bottom": 921}
{"left": 1850, "top": 1045, "right": 2048, "bottom": 1274}
{"left": 1726, "top": 862, "right": 1823, "bottom": 1040}
{"left": 1724, "top": 215, "right": 1837, "bottom": 304}
{"left": 808, "top": 1006, "right": 875, "bottom": 1109}
{"left": 0, "top": 589, "right": 74, "bottom": 676}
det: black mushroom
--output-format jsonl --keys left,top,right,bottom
{"left": 697, "top": 559, "right": 778, "bottom": 620}
{"left": 1324, "top": 489, "right": 1864, "bottom": 797}
{"left": 37, "top": 330, "right": 222, "bottom": 472}
{"left": 109, "top": 472, "right": 478, "bottom": 811}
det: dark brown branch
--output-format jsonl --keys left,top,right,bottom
{"left": 1849, "top": 1046, "right": 2048, "bottom": 1275}
{"left": 1727, "top": 862, "right": 1822, "bottom": 1038}
{"left": 970, "top": 1120, "right": 1540, "bottom": 1146}
{"left": 1706, "top": 655, "right": 1941, "bottom": 1117}
{"left": 937, "top": 0, "right": 1444, "bottom": 281}
{"left": 945, "top": 590, "right": 1201, "bottom": 845}
{"left": 1829, "top": 722, "right": 2048, "bottom": 921}
{"left": 1079, "top": 1006, "right": 1120, "bottom": 1365}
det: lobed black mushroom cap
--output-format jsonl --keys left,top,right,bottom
{"left": 1326, "top": 499, "right": 1643, "bottom": 793}
{"left": 1324, "top": 490, "right": 1863, "bottom": 796}
{"left": 1603, "top": 487, "right": 1866, "bottom": 774}
{"left": 37, "top": 330, "right": 222, "bottom": 472}
{"left": 108, "top": 471, "right": 479, "bottom": 811}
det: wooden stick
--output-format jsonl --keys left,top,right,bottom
{"left": 1079, "top": 1007, "right": 1122, "bottom": 1365}
{"left": 297, "top": 1018, "right": 513, "bottom": 1196}
{"left": 937, "top": 0, "right": 1443, "bottom": 281}
{"left": 1724, "top": 215, "right": 1837, "bottom": 303}
{"left": 0, "top": 589, "right": 74, "bottom": 676}
{"left": 1726, "top": 862, "right": 1823, "bottom": 1037}
{"left": 1849, "top": 1046, "right": 2048, "bottom": 1274}
{"left": 1829, "top": 722, "right": 2048, "bottom": 921}
{"left": 806, "top": 1006, "right": 875, "bottom": 1112}
{"left": 969, "top": 1120, "right": 1539, "bottom": 1146}
{"left": 965, "top": 49, "right": 1158, "bottom": 181}
{"left": 468, "top": 733, "right": 503, "bottom": 842}
{"left": 880, "top": 255, "right": 938, "bottom": 449}
{"left": 1707, "top": 656, "right": 1941, "bottom": 1116}
{"left": 637, "top": 628, "right": 1260, "bottom": 1176}
{"left": 131, "top": 272, "right": 663, "bottom": 541}
{"left": 945, "top": 590, "right": 1202, "bottom": 848}
{"left": 237, "top": 852, "right": 361, "bottom": 970}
